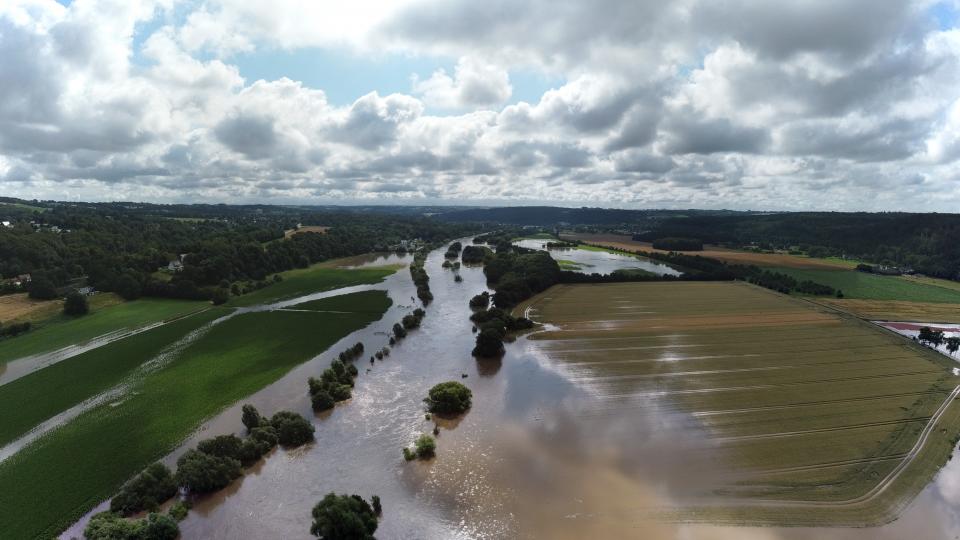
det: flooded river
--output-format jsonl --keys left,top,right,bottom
{"left": 513, "top": 239, "right": 682, "bottom": 277}
{"left": 62, "top": 242, "right": 960, "bottom": 539}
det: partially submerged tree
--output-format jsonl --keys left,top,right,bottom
{"left": 174, "top": 449, "right": 242, "bottom": 494}
{"left": 110, "top": 463, "right": 177, "bottom": 516}
{"left": 309, "top": 493, "right": 379, "bottom": 540}
{"left": 270, "top": 411, "right": 315, "bottom": 447}
{"left": 423, "top": 381, "right": 472, "bottom": 415}
{"left": 85, "top": 511, "right": 179, "bottom": 540}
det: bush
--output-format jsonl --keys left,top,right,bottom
{"left": 241, "top": 404, "right": 268, "bottom": 432}
{"left": 115, "top": 274, "right": 143, "bottom": 300}
{"left": 413, "top": 434, "right": 436, "bottom": 458}
{"left": 168, "top": 500, "right": 190, "bottom": 521}
{"left": 174, "top": 449, "right": 242, "bottom": 494}
{"left": 64, "top": 291, "right": 89, "bottom": 316}
{"left": 270, "top": 411, "right": 315, "bottom": 447}
{"left": 110, "top": 463, "right": 177, "bottom": 516}
{"left": 85, "top": 512, "right": 179, "bottom": 540}
{"left": 469, "top": 292, "right": 490, "bottom": 309}
{"left": 424, "top": 381, "right": 472, "bottom": 414}
{"left": 197, "top": 435, "right": 243, "bottom": 461}
{"left": 28, "top": 277, "right": 57, "bottom": 300}
{"left": 311, "top": 390, "right": 335, "bottom": 412}
{"left": 472, "top": 327, "right": 504, "bottom": 358}
{"left": 211, "top": 288, "right": 230, "bottom": 305}
{"left": 309, "top": 493, "right": 378, "bottom": 540}
{"left": 250, "top": 426, "right": 279, "bottom": 449}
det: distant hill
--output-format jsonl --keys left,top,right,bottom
{"left": 436, "top": 206, "right": 750, "bottom": 226}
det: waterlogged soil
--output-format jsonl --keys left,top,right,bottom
{"left": 513, "top": 239, "right": 682, "bottom": 277}
{"left": 876, "top": 321, "right": 960, "bottom": 361}
{"left": 61, "top": 245, "right": 960, "bottom": 539}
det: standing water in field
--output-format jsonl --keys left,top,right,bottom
{"left": 876, "top": 321, "right": 960, "bottom": 360}
{"left": 512, "top": 239, "right": 682, "bottom": 277}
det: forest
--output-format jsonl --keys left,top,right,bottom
{"left": 0, "top": 200, "right": 476, "bottom": 302}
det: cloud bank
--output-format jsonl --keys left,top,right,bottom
{"left": 1, "top": 0, "right": 960, "bottom": 211}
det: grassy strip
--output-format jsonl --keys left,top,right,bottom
{"left": 0, "top": 298, "right": 208, "bottom": 365}
{"left": 290, "top": 290, "right": 393, "bottom": 313}
{"left": 226, "top": 264, "right": 397, "bottom": 307}
{"left": 0, "top": 292, "right": 391, "bottom": 539}
{"left": 0, "top": 308, "right": 230, "bottom": 447}
{"left": 774, "top": 268, "right": 960, "bottom": 303}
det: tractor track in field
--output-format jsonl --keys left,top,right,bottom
{"left": 697, "top": 384, "right": 960, "bottom": 509}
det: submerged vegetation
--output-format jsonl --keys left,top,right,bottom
{"left": 424, "top": 381, "right": 473, "bottom": 414}
{"left": 310, "top": 493, "right": 380, "bottom": 539}
{"left": 403, "top": 434, "right": 437, "bottom": 461}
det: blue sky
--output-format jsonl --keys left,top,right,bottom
{"left": 232, "top": 47, "right": 563, "bottom": 109}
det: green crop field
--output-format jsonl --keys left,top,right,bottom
{"left": 522, "top": 281, "right": 960, "bottom": 526}
{"left": 774, "top": 268, "right": 960, "bottom": 303}
{"left": 0, "top": 308, "right": 229, "bottom": 447}
{"left": 226, "top": 264, "right": 398, "bottom": 307}
{"left": 291, "top": 289, "right": 393, "bottom": 313}
{"left": 0, "top": 290, "right": 391, "bottom": 539}
{"left": 0, "top": 298, "right": 208, "bottom": 365}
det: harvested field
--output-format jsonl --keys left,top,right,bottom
{"left": 0, "top": 293, "right": 57, "bottom": 323}
{"left": 521, "top": 281, "right": 960, "bottom": 525}
{"left": 816, "top": 299, "right": 960, "bottom": 323}
{"left": 561, "top": 232, "right": 854, "bottom": 269}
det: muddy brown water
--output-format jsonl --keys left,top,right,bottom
{"left": 61, "top": 243, "right": 960, "bottom": 539}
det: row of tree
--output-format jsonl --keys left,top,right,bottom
{"left": 92, "top": 405, "right": 313, "bottom": 539}
{"left": 918, "top": 327, "right": 960, "bottom": 355}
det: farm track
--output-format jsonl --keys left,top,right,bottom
{"left": 712, "top": 417, "right": 931, "bottom": 443}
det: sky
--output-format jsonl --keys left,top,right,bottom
{"left": 2, "top": 0, "right": 960, "bottom": 211}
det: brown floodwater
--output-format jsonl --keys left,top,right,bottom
{"left": 62, "top": 242, "right": 960, "bottom": 539}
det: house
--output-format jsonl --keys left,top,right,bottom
{"left": 12, "top": 273, "right": 31, "bottom": 287}
{"left": 76, "top": 286, "right": 94, "bottom": 296}
{"left": 1, "top": 221, "right": 11, "bottom": 228}
{"left": 167, "top": 260, "right": 184, "bottom": 272}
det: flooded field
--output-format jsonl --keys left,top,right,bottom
{"left": 54, "top": 247, "right": 960, "bottom": 539}
{"left": 876, "top": 321, "right": 960, "bottom": 361}
{"left": 521, "top": 282, "right": 960, "bottom": 526}
{"left": 513, "top": 239, "right": 681, "bottom": 276}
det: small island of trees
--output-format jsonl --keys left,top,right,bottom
{"left": 310, "top": 493, "right": 381, "bottom": 539}
{"left": 402, "top": 434, "right": 437, "bottom": 460}
{"left": 424, "top": 381, "right": 472, "bottom": 414}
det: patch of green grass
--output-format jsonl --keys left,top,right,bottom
{"left": 556, "top": 259, "right": 586, "bottom": 270}
{"left": 0, "top": 201, "right": 46, "bottom": 212}
{"left": 512, "top": 232, "right": 555, "bottom": 241}
{"left": 227, "top": 265, "right": 398, "bottom": 307}
{"left": 0, "top": 308, "right": 230, "bottom": 447}
{"left": 0, "top": 292, "right": 391, "bottom": 539}
{"left": 774, "top": 268, "right": 960, "bottom": 303}
{"left": 0, "top": 299, "right": 208, "bottom": 365}
{"left": 291, "top": 290, "right": 391, "bottom": 314}
{"left": 573, "top": 243, "right": 612, "bottom": 253}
